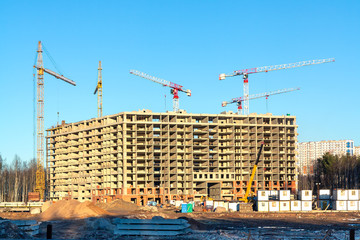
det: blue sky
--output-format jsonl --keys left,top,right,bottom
{"left": 0, "top": 1, "right": 359, "bottom": 162}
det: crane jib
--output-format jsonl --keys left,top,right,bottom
{"left": 234, "top": 68, "right": 257, "bottom": 75}
{"left": 169, "top": 82, "right": 183, "bottom": 90}
{"left": 233, "top": 58, "right": 335, "bottom": 76}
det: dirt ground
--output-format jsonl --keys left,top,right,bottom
{"left": 1, "top": 201, "right": 360, "bottom": 239}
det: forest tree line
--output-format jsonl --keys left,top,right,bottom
{"left": 298, "top": 153, "right": 360, "bottom": 191}
{"left": 0, "top": 152, "right": 359, "bottom": 202}
{"left": 0, "top": 154, "right": 37, "bottom": 202}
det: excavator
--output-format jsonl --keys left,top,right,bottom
{"left": 239, "top": 142, "right": 264, "bottom": 203}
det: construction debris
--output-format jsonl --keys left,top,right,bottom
{"left": 0, "top": 220, "right": 33, "bottom": 239}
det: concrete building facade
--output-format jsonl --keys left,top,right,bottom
{"left": 298, "top": 140, "right": 355, "bottom": 175}
{"left": 46, "top": 110, "right": 298, "bottom": 204}
{"left": 355, "top": 146, "right": 360, "bottom": 156}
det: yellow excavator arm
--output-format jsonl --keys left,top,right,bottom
{"left": 240, "top": 142, "right": 264, "bottom": 203}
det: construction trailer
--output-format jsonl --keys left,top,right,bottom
{"left": 46, "top": 110, "right": 297, "bottom": 205}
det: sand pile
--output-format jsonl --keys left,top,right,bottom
{"left": 38, "top": 199, "right": 109, "bottom": 221}
{"left": 97, "top": 199, "right": 139, "bottom": 211}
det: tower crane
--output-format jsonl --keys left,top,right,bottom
{"left": 94, "top": 61, "right": 103, "bottom": 118}
{"left": 219, "top": 58, "right": 335, "bottom": 115}
{"left": 222, "top": 87, "right": 300, "bottom": 114}
{"left": 33, "top": 41, "right": 76, "bottom": 200}
{"left": 130, "top": 70, "right": 191, "bottom": 112}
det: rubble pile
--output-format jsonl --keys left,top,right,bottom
{"left": 0, "top": 220, "right": 32, "bottom": 239}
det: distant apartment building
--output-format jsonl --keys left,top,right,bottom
{"left": 298, "top": 140, "right": 354, "bottom": 175}
{"left": 355, "top": 146, "right": 360, "bottom": 156}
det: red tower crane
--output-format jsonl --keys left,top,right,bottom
{"left": 130, "top": 70, "right": 191, "bottom": 112}
{"left": 222, "top": 87, "right": 300, "bottom": 114}
{"left": 219, "top": 58, "right": 335, "bottom": 115}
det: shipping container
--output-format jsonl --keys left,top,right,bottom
{"left": 333, "top": 189, "right": 348, "bottom": 201}
{"left": 332, "top": 201, "right": 347, "bottom": 211}
{"left": 257, "top": 190, "right": 270, "bottom": 201}
{"left": 299, "top": 190, "right": 312, "bottom": 201}
{"left": 279, "top": 201, "right": 290, "bottom": 211}
{"left": 319, "top": 189, "right": 331, "bottom": 200}
{"left": 301, "top": 201, "right": 312, "bottom": 211}
{"left": 348, "top": 190, "right": 359, "bottom": 201}
{"left": 347, "top": 201, "right": 358, "bottom": 211}
{"left": 269, "top": 201, "right": 280, "bottom": 211}
{"left": 290, "top": 201, "right": 301, "bottom": 211}
{"left": 257, "top": 201, "right": 269, "bottom": 212}
{"left": 279, "top": 190, "right": 291, "bottom": 201}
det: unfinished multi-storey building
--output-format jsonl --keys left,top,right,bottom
{"left": 46, "top": 110, "right": 298, "bottom": 205}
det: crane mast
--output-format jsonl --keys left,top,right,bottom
{"left": 34, "top": 41, "right": 76, "bottom": 200}
{"left": 35, "top": 41, "right": 45, "bottom": 200}
{"left": 222, "top": 87, "right": 300, "bottom": 114}
{"left": 130, "top": 70, "right": 191, "bottom": 112}
{"left": 219, "top": 58, "right": 335, "bottom": 115}
{"left": 94, "top": 61, "right": 103, "bottom": 118}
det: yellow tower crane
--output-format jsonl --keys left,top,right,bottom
{"left": 94, "top": 61, "right": 103, "bottom": 118}
{"left": 33, "top": 41, "right": 76, "bottom": 200}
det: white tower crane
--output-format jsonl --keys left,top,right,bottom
{"left": 130, "top": 70, "right": 191, "bottom": 112}
{"left": 219, "top": 58, "right": 335, "bottom": 115}
{"left": 222, "top": 87, "right": 300, "bottom": 114}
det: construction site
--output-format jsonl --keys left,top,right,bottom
{"left": 2, "top": 41, "right": 359, "bottom": 239}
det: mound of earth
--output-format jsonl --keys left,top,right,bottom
{"left": 97, "top": 199, "right": 140, "bottom": 212}
{"left": 38, "top": 200, "right": 109, "bottom": 221}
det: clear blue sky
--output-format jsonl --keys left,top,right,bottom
{"left": 0, "top": 1, "right": 359, "bottom": 163}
